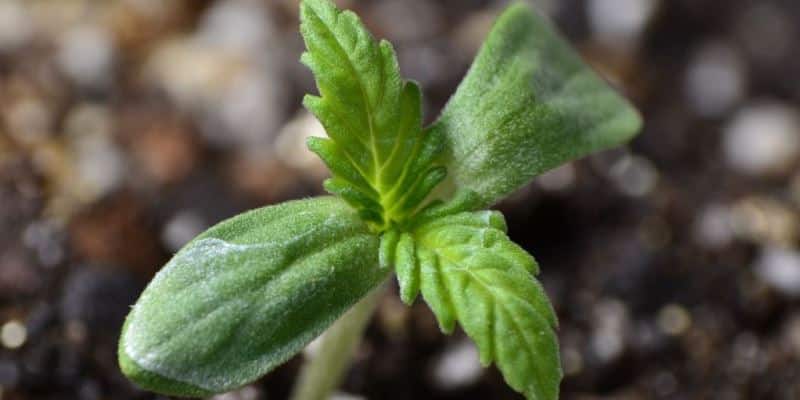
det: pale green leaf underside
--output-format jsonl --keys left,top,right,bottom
{"left": 391, "top": 210, "right": 561, "bottom": 400}
{"left": 301, "top": 0, "right": 444, "bottom": 229}
{"left": 119, "top": 197, "right": 387, "bottom": 396}
{"left": 429, "top": 2, "right": 643, "bottom": 207}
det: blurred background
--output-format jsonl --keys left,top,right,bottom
{"left": 1, "top": 0, "right": 799, "bottom": 399}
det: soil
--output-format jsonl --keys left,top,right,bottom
{"left": 1, "top": 0, "right": 799, "bottom": 399}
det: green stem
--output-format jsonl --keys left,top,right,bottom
{"left": 289, "top": 285, "right": 384, "bottom": 400}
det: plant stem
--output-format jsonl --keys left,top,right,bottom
{"left": 289, "top": 285, "right": 384, "bottom": 400}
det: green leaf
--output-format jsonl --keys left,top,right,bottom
{"left": 428, "top": 2, "right": 642, "bottom": 207}
{"left": 392, "top": 210, "right": 561, "bottom": 400}
{"left": 301, "top": 0, "right": 445, "bottom": 229}
{"left": 119, "top": 197, "right": 387, "bottom": 396}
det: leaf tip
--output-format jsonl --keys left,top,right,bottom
{"left": 438, "top": 319, "right": 456, "bottom": 335}
{"left": 305, "top": 135, "right": 328, "bottom": 153}
{"left": 299, "top": 51, "right": 313, "bottom": 68}
{"left": 379, "top": 230, "right": 400, "bottom": 270}
{"left": 302, "top": 94, "right": 325, "bottom": 117}
{"left": 118, "top": 340, "right": 213, "bottom": 398}
{"left": 399, "top": 293, "right": 416, "bottom": 306}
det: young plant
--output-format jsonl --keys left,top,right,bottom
{"left": 118, "top": 1, "right": 641, "bottom": 399}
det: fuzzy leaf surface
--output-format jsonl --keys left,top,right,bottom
{"left": 428, "top": 2, "right": 642, "bottom": 207}
{"left": 301, "top": 0, "right": 445, "bottom": 228}
{"left": 119, "top": 197, "right": 386, "bottom": 396}
{"left": 393, "top": 210, "right": 561, "bottom": 400}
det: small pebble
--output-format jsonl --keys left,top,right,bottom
{"left": 0, "top": 0, "right": 33, "bottom": 52}
{"left": 723, "top": 103, "right": 800, "bottom": 176}
{"left": 1, "top": 321, "right": 27, "bottom": 349}
{"left": 198, "top": 0, "right": 274, "bottom": 54}
{"left": 303, "top": 331, "right": 325, "bottom": 359}
{"left": 730, "top": 197, "right": 798, "bottom": 247}
{"left": 65, "top": 104, "right": 127, "bottom": 199}
{"left": 72, "top": 136, "right": 127, "bottom": 200}
{"left": 274, "top": 111, "right": 328, "bottom": 180}
{"left": 693, "top": 204, "right": 734, "bottom": 249}
{"left": 610, "top": 155, "right": 659, "bottom": 197}
{"left": 591, "top": 299, "right": 629, "bottom": 363}
{"left": 657, "top": 304, "right": 691, "bottom": 336}
{"left": 561, "top": 346, "right": 583, "bottom": 376}
{"left": 685, "top": 41, "right": 746, "bottom": 117}
{"left": 162, "top": 211, "right": 207, "bottom": 253}
{"left": 218, "top": 70, "right": 285, "bottom": 147}
{"left": 755, "top": 247, "right": 800, "bottom": 297}
{"left": 587, "top": 0, "right": 659, "bottom": 49}
{"left": 57, "top": 25, "right": 115, "bottom": 89}
{"left": 147, "top": 40, "right": 284, "bottom": 147}
{"left": 431, "top": 339, "right": 483, "bottom": 390}
{"left": 538, "top": 164, "right": 576, "bottom": 192}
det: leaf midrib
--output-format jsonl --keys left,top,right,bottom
{"left": 307, "top": 6, "right": 384, "bottom": 188}
{"left": 418, "top": 235, "right": 552, "bottom": 399}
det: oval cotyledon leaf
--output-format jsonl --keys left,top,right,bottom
{"left": 429, "top": 2, "right": 642, "bottom": 208}
{"left": 119, "top": 197, "right": 387, "bottom": 396}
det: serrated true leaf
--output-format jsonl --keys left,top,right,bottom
{"left": 301, "top": 0, "right": 445, "bottom": 229}
{"left": 119, "top": 197, "right": 387, "bottom": 396}
{"left": 393, "top": 210, "right": 561, "bottom": 400}
{"left": 428, "top": 2, "right": 642, "bottom": 208}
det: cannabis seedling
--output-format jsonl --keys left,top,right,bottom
{"left": 118, "top": 1, "right": 641, "bottom": 399}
